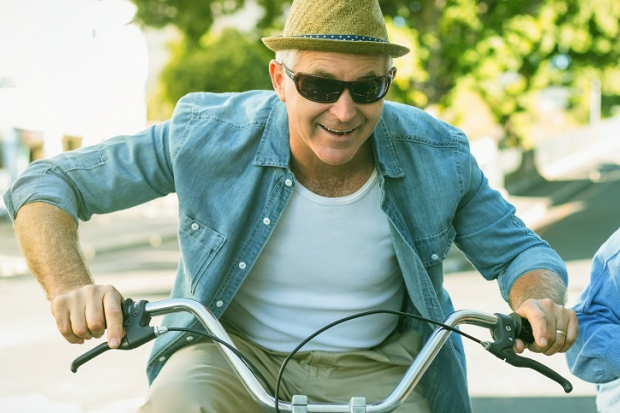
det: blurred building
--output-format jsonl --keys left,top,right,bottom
{"left": 0, "top": 0, "right": 148, "bottom": 173}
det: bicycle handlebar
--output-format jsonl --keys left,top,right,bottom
{"left": 71, "top": 298, "right": 573, "bottom": 413}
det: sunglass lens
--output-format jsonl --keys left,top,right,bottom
{"left": 297, "top": 75, "right": 343, "bottom": 103}
{"left": 351, "top": 77, "right": 390, "bottom": 103}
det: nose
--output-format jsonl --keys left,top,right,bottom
{"left": 329, "top": 88, "right": 357, "bottom": 122}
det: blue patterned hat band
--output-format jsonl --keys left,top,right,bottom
{"left": 293, "top": 34, "right": 389, "bottom": 43}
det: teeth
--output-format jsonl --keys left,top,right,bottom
{"left": 323, "top": 126, "right": 354, "bottom": 134}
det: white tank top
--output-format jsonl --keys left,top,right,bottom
{"left": 222, "top": 170, "right": 404, "bottom": 352}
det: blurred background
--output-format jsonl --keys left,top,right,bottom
{"left": 1, "top": 0, "right": 619, "bottom": 412}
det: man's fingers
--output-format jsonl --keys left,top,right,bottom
{"left": 513, "top": 338, "right": 527, "bottom": 354}
{"left": 51, "top": 294, "right": 87, "bottom": 344}
{"left": 49, "top": 285, "right": 124, "bottom": 347}
{"left": 85, "top": 287, "right": 107, "bottom": 339}
{"left": 518, "top": 304, "right": 550, "bottom": 350}
{"left": 558, "top": 309, "right": 578, "bottom": 353}
{"left": 54, "top": 310, "right": 85, "bottom": 344}
{"left": 516, "top": 298, "right": 565, "bottom": 353}
{"left": 544, "top": 328, "right": 566, "bottom": 355}
{"left": 103, "top": 289, "right": 125, "bottom": 349}
{"left": 542, "top": 307, "right": 578, "bottom": 355}
{"left": 517, "top": 298, "right": 578, "bottom": 355}
{"left": 69, "top": 308, "right": 94, "bottom": 340}
{"left": 543, "top": 307, "right": 566, "bottom": 355}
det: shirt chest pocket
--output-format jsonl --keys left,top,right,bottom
{"left": 178, "top": 211, "right": 226, "bottom": 292}
{"left": 413, "top": 224, "right": 456, "bottom": 268}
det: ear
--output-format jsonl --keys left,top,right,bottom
{"left": 269, "top": 59, "right": 286, "bottom": 102}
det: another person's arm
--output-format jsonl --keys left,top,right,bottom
{"left": 566, "top": 231, "right": 620, "bottom": 383}
{"left": 14, "top": 201, "right": 125, "bottom": 348}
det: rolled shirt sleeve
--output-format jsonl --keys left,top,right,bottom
{"left": 3, "top": 119, "right": 175, "bottom": 224}
{"left": 451, "top": 143, "right": 568, "bottom": 301}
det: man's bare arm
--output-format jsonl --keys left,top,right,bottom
{"left": 14, "top": 202, "right": 124, "bottom": 348}
{"left": 509, "top": 269, "right": 567, "bottom": 309}
{"left": 15, "top": 202, "right": 93, "bottom": 299}
{"left": 509, "top": 269, "right": 577, "bottom": 355}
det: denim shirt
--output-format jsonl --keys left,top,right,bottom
{"left": 4, "top": 91, "right": 567, "bottom": 413}
{"left": 566, "top": 227, "right": 620, "bottom": 412}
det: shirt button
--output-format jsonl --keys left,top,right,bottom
{"left": 285, "top": 179, "right": 293, "bottom": 187}
{"left": 263, "top": 217, "right": 271, "bottom": 225}
{"left": 158, "top": 356, "right": 167, "bottom": 362}
{"left": 186, "top": 336, "right": 194, "bottom": 341}
{"left": 431, "top": 254, "right": 439, "bottom": 261}
{"left": 191, "top": 223, "right": 200, "bottom": 231}
{"left": 239, "top": 261, "right": 247, "bottom": 269}
{"left": 216, "top": 300, "right": 224, "bottom": 307}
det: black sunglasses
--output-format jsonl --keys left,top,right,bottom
{"left": 281, "top": 63, "right": 394, "bottom": 104}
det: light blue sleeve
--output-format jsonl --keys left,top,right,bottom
{"left": 3, "top": 120, "right": 174, "bottom": 224}
{"left": 450, "top": 136, "right": 568, "bottom": 301}
{"left": 1, "top": 90, "right": 213, "bottom": 224}
{"left": 566, "top": 230, "right": 620, "bottom": 383}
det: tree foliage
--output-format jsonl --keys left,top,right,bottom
{"left": 130, "top": 0, "right": 620, "bottom": 147}
{"left": 130, "top": 0, "right": 289, "bottom": 45}
{"left": 160, "top": 28, "right": 274, "bottom": 104}
{"left": 130, "top": 0, "right": 289, "bottom": 119}
{"left": 130, "top": 0, "right": 244, "bottom": 46}
{"left": 379, "top": 0, "right": 620, "bottom": 146}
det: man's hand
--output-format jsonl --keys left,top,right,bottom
{"left": 509, "top": 269, "right": 577, "bottom": 355}
{"left": 50, "top": 285, "right": 125, "bottom": 349}
{"left": 14, "top": 203, "right": 125, "bottom": 349}
{"left": 513, "top": 297, "right": 578, "bottom": 355}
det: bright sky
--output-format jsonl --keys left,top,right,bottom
{"left": 0, "top": 0, "right": 148, "bottom": 154}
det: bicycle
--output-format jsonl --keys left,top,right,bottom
{"left": 70, "top": 298, "right": 574, "bottom": 413}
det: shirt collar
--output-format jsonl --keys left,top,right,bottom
{"left": 372, "top": 115, "right": 404, "bottom": 178}
{"left": 253, "top": 99, "right": 290, "bottom": 168}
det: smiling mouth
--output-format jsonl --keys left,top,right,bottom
{"left": 320, "top": 125, "right": 356, "bottom": 136}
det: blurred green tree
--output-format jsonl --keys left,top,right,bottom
{"left": 379, "top": 0, "right": 620, "bottom": 147}
{"left": 131, "top": 0, "right": 288, "bottom": 119}
{"left": 130, "top": 0, "right": 244, "bottom": 47}
{"left": 160, "top": 28, "right": 274, "bottom": 104}
{"left": 130, "top": 0, "right": 289, "bottom": 38}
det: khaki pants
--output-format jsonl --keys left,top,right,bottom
{"left": 139, "top": 327, "right": 431, "bottom": 413}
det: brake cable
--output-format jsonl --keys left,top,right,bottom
{"left": 273, "top": 309, "right": 485, "bottom": 413}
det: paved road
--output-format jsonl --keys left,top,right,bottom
{"left": 537, "top": 178, "right": 620, "bottom": 262}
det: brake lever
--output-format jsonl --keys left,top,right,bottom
{"left": 482, "top": 313, "right": 573, "bottom": 393}
{"left": 71, "top": 298, "right": 167, "bottom": 372}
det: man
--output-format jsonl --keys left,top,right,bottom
{"left": 4, "top": 0, "right": 576, "bottom": 411}
{"left": 566, "top": 228, "right": 620, "bottom": 413}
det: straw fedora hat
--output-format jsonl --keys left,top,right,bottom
{"left": 262, "top": 0, "right": 410, "bottom": 58}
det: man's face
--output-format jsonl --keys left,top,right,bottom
{"left": 269, "top": 51, "right": 391, "bottom": 169}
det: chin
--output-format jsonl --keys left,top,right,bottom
{"left": 317, "top": 152, "right": 357, "bottom": 166}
